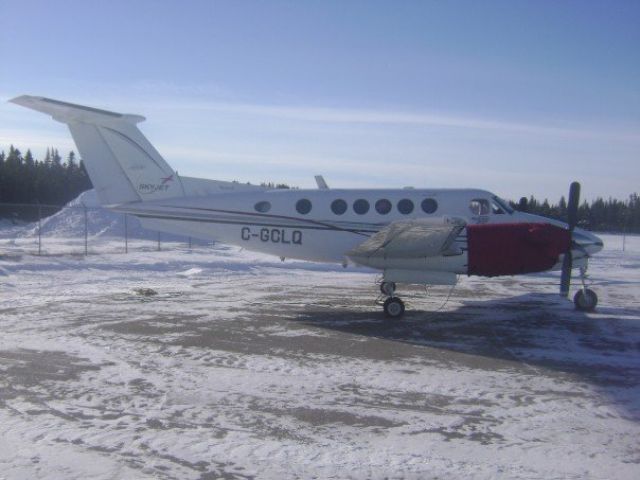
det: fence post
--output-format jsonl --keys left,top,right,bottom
{"left": 83, "top": 203, "right": 88, "bottom": 255}
{"left": 157, "top": 231, "right": 161, "bottom": 251}
{"left": 188, "top": 236, "right": 192, "bottom": 251}
{"left": 124, "top": 213, "right": 128, "bottom": 254}
{"left": 37, "top": 202, "right": 42, "bottom": 256}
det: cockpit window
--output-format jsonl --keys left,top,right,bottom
{"left": 492, "top": 196, "right": 514, "bottom": 214}
{"left": 492, "top": 200, "right": 505, "bottom": 214}
{"left": 469, "top": 199, "right": 490, "bottom": 216}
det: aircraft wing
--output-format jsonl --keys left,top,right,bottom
{"left": 347, "top": 218, "right": 465, "bottom": 259}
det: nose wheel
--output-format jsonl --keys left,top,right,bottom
{"left": 574, "top": 266, "right": 598, "bottom": 312}
{"left": 574, "top": 289, "right": 597, "bottom": 312}
{"left": 378, "top": 281, "right": 405, "bottom": 319}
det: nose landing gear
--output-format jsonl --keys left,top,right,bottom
{"left": 574, "top": 266, "right": 598, "bottom": 312}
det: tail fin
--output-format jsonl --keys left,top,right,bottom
{"left": 10, "top": 95, "right": 184, "bottom": 206}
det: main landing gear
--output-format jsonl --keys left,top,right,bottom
{"left": 574, "top": 266, "right": 598, "bottom": 312}
{"left": 379, "top": 281, "right": 405, "bottom": 319}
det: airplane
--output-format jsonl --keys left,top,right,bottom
{"left": 10, "top": 95, "right": 604, "bottom": 318}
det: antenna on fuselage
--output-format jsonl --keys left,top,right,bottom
{"left": 314, "top": 175, "right": 329, "bottom": 189}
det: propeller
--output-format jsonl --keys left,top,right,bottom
{"left": 560, "top": 181, "right": 580, "bottom": 297}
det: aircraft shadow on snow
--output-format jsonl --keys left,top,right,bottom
{"left": 292, "top": 293, "right": 640, "bottom": 421}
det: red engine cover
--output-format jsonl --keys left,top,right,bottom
{"left": 467, "top": 223, "right": 571, "bottom": 277}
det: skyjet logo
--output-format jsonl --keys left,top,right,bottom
{"left": 138, "top": 176, "right": 173, "bottom": 195}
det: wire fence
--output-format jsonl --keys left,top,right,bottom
{"left": 0, "top": 202, "right": 206, "bottom": 256}
{"left": 1, "top": 202, "right": 637, "bottom": 257}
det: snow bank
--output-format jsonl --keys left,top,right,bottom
{"left": 11, "top": 189, "right": 203, "bottom": 242}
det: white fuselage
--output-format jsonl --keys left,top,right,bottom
{"left": 115, "top": 186, "right": 601, "bottom": 272}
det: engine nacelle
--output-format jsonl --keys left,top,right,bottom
{"left": 467, "top": 223, "right": 570, "bottom": 277}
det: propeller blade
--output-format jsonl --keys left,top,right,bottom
{"left": 567, "top": 181, "right": 580, "bottom": 231}
{"left": 561, "top": 182, "right": 580, "bottom": 297}
{"left": 560, "top": 249, "right": 572, "bottom": 297}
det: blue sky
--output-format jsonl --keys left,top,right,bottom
{"left": 1, "top": 0, "right": 638, "bottom": 201}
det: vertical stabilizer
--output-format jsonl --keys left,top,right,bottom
{"left": 10, "top": 95, "right": 184, "bottom": 206}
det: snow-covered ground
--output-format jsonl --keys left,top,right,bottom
{"left": 1, "top": 226, "right": 639, "bottom": 478}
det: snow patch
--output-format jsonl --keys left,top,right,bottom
{"left": 176, "top": 267, "right": 204, "bottom": 277}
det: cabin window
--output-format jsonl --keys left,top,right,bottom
{"left": 353, "top": 199, "right": 370, "bottom": 215}
{"left": 421, "top": 198, "right": 438, "bottom": 214}
{"left": 296, "top": 198, "right": 312, "bottom": 215}
{"left": 397, "top": 199, "right": 414, "bottom": 214}
{"left": 254, "top": 201, "right": 271, "bottom": 213}
{"left": 375, "top": 199, "right": 392, "bottom": 215}
{"left": 331, "top": 199, "right": 347, "bottom": 215}
{"left": 469, "top": 199, "right": 490, "bottom": 216}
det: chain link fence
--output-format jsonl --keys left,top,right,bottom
{"left": 0, "top": 202, "right": 206, "bottom": 256}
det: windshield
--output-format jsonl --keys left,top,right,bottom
{"left": 492, "top": 196, "right": 514, "bottom": 214}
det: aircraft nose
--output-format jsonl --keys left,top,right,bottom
{"left": 573, "top": 228, "right": 604, "bottom": 255}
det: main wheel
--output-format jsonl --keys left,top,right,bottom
{"left": 383, "top": 297, "right": 405, "bottom": 319}
{"left": 380, "top": 281, "right": 396, "bottom": 296}
{"left": 574, "top": 288, "right": 598, "bottom": 312}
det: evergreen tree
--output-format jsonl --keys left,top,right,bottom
{"left": 52, "top": 148, "right": 61, "bottom": 165}
{"left": 517, "top": 196, "right": 528, "bottom": 212}
{"left": 558, "top": 196, "right": 567, "bottom": 220}
{"left": 24, "top": 149, "right": 35, "bottom": 167}
{"left": 0, "top": 146, "right": 93, "bottom": 221}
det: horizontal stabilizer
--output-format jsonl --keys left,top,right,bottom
{"left": 10, "top": 95, "right": 145, "bottom": 125}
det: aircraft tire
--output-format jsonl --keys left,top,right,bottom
{"left": 574, "top": 289, "right": 598, "bottom": 312}
{"left": 380, "top": 281, "right": 396, "bottom": 296}
{"left": 383, "top": 297, "right": 405, "bottom": 319}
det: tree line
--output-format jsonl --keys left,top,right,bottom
{"left": 1, "top": 145, "right": 639, "bottom": 232}
{"left": 514, "top": 194, "right": 640, "bottom": 233}
{"left": 0, "top": 146, "right": 92, "bottom": 221}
